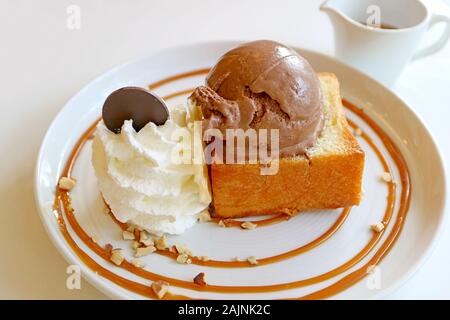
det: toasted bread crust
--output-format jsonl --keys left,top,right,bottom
{"left": 210, "top": 73, "right": 365, "bottom": 218}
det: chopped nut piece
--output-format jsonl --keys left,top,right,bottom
{"left": 234, "top": 257, "right": 243, "bottom": 262}
{"left": 126, "top": 226, "right": 135, "bottom": 233}
{"left": 176, "top": 253, "right": 192, "bottom": 264}
{"left": 280, "top": 208, "right": 294, "bottom": 216}
{"left": 193, "top": 272, "right": 206, "bottom": 286}
{"left": 197, "top": 210, "right": 212, "bottom": 222}
{"left": 198, "top": 256, "right": 210, "bottom": 262}
{"left": 151, "top": 280, "right": 169, "bottom": 299}
{"left": 218, "top": 220, "right": 226, "bottom": 228}
{"left": 175, "top": 245, "right": 192, "bottom": 256}
{"left": 135, "top": 245, "right": 156, "bottom": 257}
{"left": 380, "top": 172, "right": 392, "bottom": 182}
{"left": 139, "top": 230, "right": 148, "bottom": 242}
{"left": 371, "top": 222, "right": 385, "bottom": 233}
{"left": 130, "top": 258, "right": 145, "bottom": 268}
{"left": 132, "top": 241, "right": 140, "bottom": 250}
{"left": 141, "top": 238, "right": 154, "bottom": 247}
{"left": 91, "top": 235, "right": 99, "bottom": 244}
{"left": 58, "top": 177, "right": 77, "bottom": 191}
{"left": 110, "top": 248, "right": 124, "bottom": 266}
{"left": 241, "top": 221, "right": 257, "bottom": 230}
{"left": 122, "top": 230, "right": 135, "bottom": 241}
{"left": 247, "top": 256, "right": 258, "bottom": 265}
{"left": 154, "top": 235, "right": 168, "bottom": 250}
{"left": 354, "top": 128, "right": 363, "bottom": 136}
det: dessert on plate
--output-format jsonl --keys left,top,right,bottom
{"left": 91, "top": 40, "right": 364, "bottom": 234}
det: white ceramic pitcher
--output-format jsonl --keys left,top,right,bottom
{"left": 321, "top": 0, "right": 450, "bottom": 86}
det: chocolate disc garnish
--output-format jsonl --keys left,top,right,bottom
{"left": 102, "top": 87, "right": 169, "bottom": 133}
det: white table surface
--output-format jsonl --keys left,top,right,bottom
{"left": 0, "top": 0, "right": 448, "bottom": 299}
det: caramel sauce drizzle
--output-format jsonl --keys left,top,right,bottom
{"left": 107, "top": 205, "right": 352, "bottom": 268}
{"left": 52, "top": 69, "right": 411, "bottom": 299}
{"left": 148, "top": 68, "right": 211, "bottom": 91}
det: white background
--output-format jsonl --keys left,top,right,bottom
{"left": 0, "top": 0, "right": 449, "bottom": 299}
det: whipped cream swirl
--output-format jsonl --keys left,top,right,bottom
{"left": 92, "top": 104, "right": 211, "bottom": 235}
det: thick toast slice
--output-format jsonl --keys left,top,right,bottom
{"left": 209, "top": 73, "right": 365, "bottom": 218}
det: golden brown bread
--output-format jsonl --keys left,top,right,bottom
{"left": 207, "top": 72, "right": 365, "bottom": 218}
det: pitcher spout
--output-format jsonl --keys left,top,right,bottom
{"left": 320, "top": 0, "right": 351, "bottom": 30}
{"left": 320, "top": 0, "right": 339, "bottom": 15}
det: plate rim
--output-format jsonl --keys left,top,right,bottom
{"left": 34, "top": 40, "right": 448, "bottom": 299}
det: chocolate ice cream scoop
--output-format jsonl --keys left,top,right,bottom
{"left": 189, "top": 40, "right": 324, "bottom": 158}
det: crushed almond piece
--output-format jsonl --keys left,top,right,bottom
{"left": 91, "top": 235, "right": 99, "bottom": 244}
{"left": 176, "top": 253, "right": 192, "bottom": 264}
{"left": 110, "top": 248, "right": 124, "bottom": 266}
{"left": 169, "top": 246, "right": 177, "bottom": 253}
{"left": 122, "top": 230, "right": 135, "bottom": 241}
{"left": 175, "top": 245, "right": 192, "bottom": 256}
{"left": 241, "top": 221, "right": 257, "bottom": 230}
{"left": 380, "top": 172, "right": 392, "bottom": 182}
{"left": 197, "top": 210, "right": 212, "bottom": 222}
{"left": 139, "top": 230, "right": 148, "bottom": 242}
{"left": 126, "top": 225, "right": 135, "bottom": 233}
{"left": 218, "top": 220, "right": 226, "bottom": 228}
{"left": 193, "top": 272, "right": 206, "bottom": 286}
{"left": 354, "top": 128, "right": 363, "bottom": 136}
{"left": 135, "top": 245, "right": 156, "bottom": 257}
{"left": 132, "top": 241, "right": 140, "bottom": 250}
{"left": 155, "top": 235, "right": 168, "bottom": 250}
{"left": 151, "top": 280, "right": 169, "bottom": 299}
{"left": 59, "top": 177, "right": 77, "bottom": 191}
{"left": 247, "top": 256, "right": 258, "bottom": 265}
{"left": 130, "top": 258, "right": 145, "bottom": 268}
{"left": 141, "top": 238, "right": 154, "bottom": 247}
{"left": 198, "top": 256, "right": 210, "bottom": 262}
{"left": 371, "top": 222, "right": 385, "bottom": 233}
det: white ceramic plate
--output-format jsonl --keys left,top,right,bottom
{"left": 35, "top": 41, "right": 447, "bottom": 299}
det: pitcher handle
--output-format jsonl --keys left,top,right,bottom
{"left": 412, "top": 14, "right": 450, "bottom": 60}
